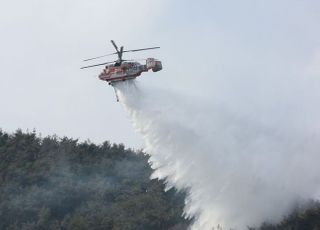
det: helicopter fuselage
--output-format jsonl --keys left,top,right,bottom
{"left": 99, "top": 58, "right": 162, "bottom": 84}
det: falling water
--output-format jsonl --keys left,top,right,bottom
{"left": 114, "top": 80, "right": 320, "bottom": 229}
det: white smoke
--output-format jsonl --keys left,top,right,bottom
{"left": 114, "top": 80, "right": 320, "bottom": 230}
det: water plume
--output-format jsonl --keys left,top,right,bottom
{"left": 114, "top": 80, "right": 320, "bottom": 229}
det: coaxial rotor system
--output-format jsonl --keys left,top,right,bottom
{"left": 81, "top": 40, "right": 160, "bottom": 69}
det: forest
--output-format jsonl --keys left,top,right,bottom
{"left": 0, "top": 129, "right": 319, "bottom": 230}
{"left": 0, "top": 129, "right": 189, "bottom": 230}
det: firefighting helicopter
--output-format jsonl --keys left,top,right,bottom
{"left": 81, "top": 40, "right": 162, "bottom": 84}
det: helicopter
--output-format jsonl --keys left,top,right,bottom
{"left": 81, "top": 40, "right": 162, "bottom": 86}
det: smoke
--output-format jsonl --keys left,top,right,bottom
{"left": 114, "top": 80, "right": 320, "bottom": 229}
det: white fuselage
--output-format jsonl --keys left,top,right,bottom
{"left": 99, "top": 58, "right": 162, "bottom": 84}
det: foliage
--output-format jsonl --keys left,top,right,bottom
{"left": 0, "top": 129, "right": 189, "bottom": 230}
{"left": 258, "top": 201, "right": 320, "bottom": 230}
{"left": 2, "top": 129, "right": 319, "bottom": 230}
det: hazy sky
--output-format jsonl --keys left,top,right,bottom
{"left": 1, "top": 0, "right": 319, "bottom": 148}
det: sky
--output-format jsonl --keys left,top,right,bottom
{"left": 0, "top": 0, "right": 319, "bottom": 149}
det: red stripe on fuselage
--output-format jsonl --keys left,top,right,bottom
{"left": 103, "top": 75, "right": 139, "bottom": 82}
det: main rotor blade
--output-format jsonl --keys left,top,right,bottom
{"left": 111, "top": 40, "right": 119, "bottom": 53}
{"left": 123, "top": 47, "right": 160, "bottom": 53}
{"left": 80, "top": 61, "right": 115, "bottom": 69}
{"left": 123, "top": 58, "right": 158, "bottom": 62}
{"left": 82, "top": 45, "right": 160, "bottom": 62}
{"left": 83, "top": 40, "right": 120, "bottom": 62}
{"left": 119, "top": 46, "right": 124, "bottom": 61}
{"left": 83, "top": 52, "right": 117, "bottom": 62}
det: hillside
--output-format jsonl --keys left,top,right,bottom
{"left": 0, "top": 129, "right": 189, "bottom": 230}
{"left": 1, "top": 129, "right": 320, "bottom": 230}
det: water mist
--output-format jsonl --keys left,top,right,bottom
{"left": 114, "top": 80, "right": 320, "bottom": 230}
